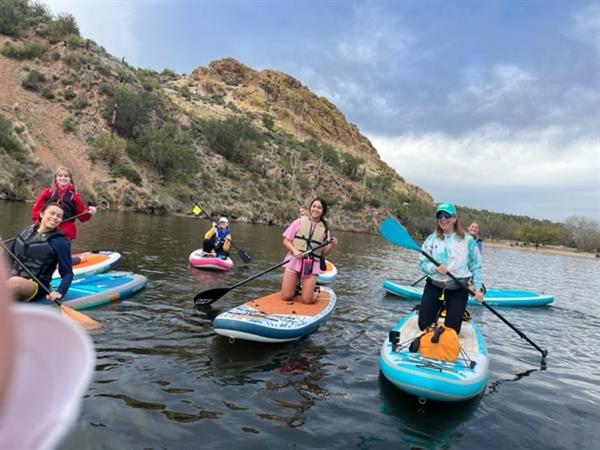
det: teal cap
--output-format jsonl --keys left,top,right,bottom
{"left": 436, "top": 202, "right": 457, "bottom": 216}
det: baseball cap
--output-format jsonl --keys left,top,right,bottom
{"left": 435, "top": 202, "right": 457, "bottom": 216}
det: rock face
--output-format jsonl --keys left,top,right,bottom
{"left": 1, "top": 20, "right": 432, "bottom": 232}
{"left": 190, "top": 58, "right": 379, "bottom": 159}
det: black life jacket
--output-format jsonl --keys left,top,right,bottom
{"left": 11, "top": 224, "right": 64, "bottom": 286}
{"left": 47, "top": 187, "right": 76, "bottom": 220}
{"left": 292, "top": 216, "right": 327, "bottom": 257}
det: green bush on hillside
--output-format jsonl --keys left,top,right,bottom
{"left": 48, "top": 13, "right": 79, "bottom": 41}
{"left": 127, "top": 122, "right": 196, "bottom": 182}
{"left": 21, "top": 69, "right": 45, "bottom": 91}
{"left": 0, "top": 114, "right": 25, "bottom": 157}
{"left": 0, "top": 0, "right": 51, "bottom": 36}
{"left": 195, "top": 117, "right": 263, "bottom": 164}
{"left": 1, "top": 40, "right": 48, "bottom": 60}
{"left": 102, "top": 85, "right": 162, "bottom": 138}
{"left": 91, "top": 131, "right": 126, "bottom": 166}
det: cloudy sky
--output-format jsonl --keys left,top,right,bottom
{"left": 42, "top": 0, "right": 600, "bottom": 222}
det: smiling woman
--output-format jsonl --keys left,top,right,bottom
{"left": 6, "top": 203, "right": 73, "bottom": 303}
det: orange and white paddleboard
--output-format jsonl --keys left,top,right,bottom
{"left": 52, "top": 250, "right": 121, "bottom": 279}
{"left": 213, "top": 287, "right": 337, "bottom": 343}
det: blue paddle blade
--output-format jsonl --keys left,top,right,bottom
{"left": 379, "top": 217, "right": 421, "bottom": 252}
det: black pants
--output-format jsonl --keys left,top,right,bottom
{"left": 202, "top": 239, "right": 229, "bottom": 257}
{"left": 418, "top": 278, "right": 468, "bottom": 334}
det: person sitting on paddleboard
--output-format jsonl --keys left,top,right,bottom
{"left": 202, "top": 217, "right": 232, "bottom": 259}
{"left": 281, "top": 198, "right": 337, "bottom": 304}
{"left": 468, "top": 221, "right": 483, "bottom": 253}
{"left": 7, "top": 203, "right": 74, "bottom": 302}
{"left": 31, "top": 166, "right": 96, "bottom": 264}
{"left": 418, "top": 203, "right": 484, "bottom": 334}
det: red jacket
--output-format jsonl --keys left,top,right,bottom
{"left": 32, "top": 186, "right": 92, "bottom": 240}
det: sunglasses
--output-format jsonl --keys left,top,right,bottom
{"left": 436, "top": 211, "right": 455, "bottom": 220}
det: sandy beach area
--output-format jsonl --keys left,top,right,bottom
{"left": 485, "top": 240, "right": 599, "bottom": 260}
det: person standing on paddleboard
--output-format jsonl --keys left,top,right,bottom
{"left": 418, "top": 203, "right": 484, "bottom": 334}
{"left": 31, "top": 166, "right": 96, "bottom": 264}
{"left": 6, "top": 203, "right": 73, "bottom": 302}
{"left": 281, "top": 198, "right": 337, "bottom": 304}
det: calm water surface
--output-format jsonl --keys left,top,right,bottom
{"left": 2, "top": 201, "right": 599, "bottom": 449}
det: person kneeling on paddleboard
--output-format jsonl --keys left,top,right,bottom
{"left": 281, "top": 198, "right": 337, "bottom": 304}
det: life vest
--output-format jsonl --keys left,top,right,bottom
{"left": 11, "top": 224, "right": 64, "bottom": 284}
{"left": 214, "top": 226, "right": 230, "bottom": 248}
{"left": 47, "top": 187, "right": 76, "bottom": 220}
{"left": 410, "top": 325, "right": 460, "bottom": 362}
{"left": 292, "top": 216, "right": 327, "bottom": 256}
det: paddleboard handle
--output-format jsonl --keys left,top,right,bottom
{"left": 389, "top": 330, "right": 400, "bottom": 353}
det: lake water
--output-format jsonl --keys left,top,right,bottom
{"left": 1, "top": 201, "right": 599, "bottom": 449}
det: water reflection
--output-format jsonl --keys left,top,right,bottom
{"left": 379, "top": 375, "right": 481, "bottom": 450}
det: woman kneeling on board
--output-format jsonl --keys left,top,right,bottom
{"left": 281, "top": 198, "right": 337, "bottom": 304}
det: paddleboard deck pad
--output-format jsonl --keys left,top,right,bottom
{"left": 380, "top": 309, "right": 489, "bottom": 402}
{"left": 39, "top": 271, "right": 147, "bottom": 310}
{"left": 52, "top": 250, "right": 121, "bottom": 279}
{"left": 213, "top": 287, "right": 337, "bottom": 343}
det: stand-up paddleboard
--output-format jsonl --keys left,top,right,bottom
{"left": 38, "top": 271, "right": 147, "bottom": 310}
{"left": 189, "top": 249, "right": 234, "bottom": 271}
{"left": 0, "top": 305, "right": 95, "bottom": 450}
{"left": 213, "top": 287, "right": 337, "bottom": 343}
{"left": 317, "top": 259, "right": 338, "bottom": 284}
{"left": 380, "top": 309, "right": 489, "bottom": 402}
{"left": 52, "top": 250, "right": 121, "bottom": 279}
{"left": 383, "top": 279, "right": 553, "bottom": 306}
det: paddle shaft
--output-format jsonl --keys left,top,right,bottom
{"left": 194, "top": 240, "right": 331, "bottom": 305}
{"left": 420, "top": 249, "right": 548, "bottom": 358}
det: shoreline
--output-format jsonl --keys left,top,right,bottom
{"left": 485, "top": 240, "right": 598, "bottom": 260}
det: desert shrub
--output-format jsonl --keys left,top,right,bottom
{"left": 262, "top": 113, "right": 274, "bottom": 130}
{"left": 127, "top": 122, "right": 196, "bottom": 182}
{"left": 109, "top": 158, "right": 142, "bottom": 184}
{"left": 62, "top": 115, "right": 77, "bottom": 133}
{"left": 48, "top": 13, "right": 79, "bottom": 40}
{"left": 0, "top": 114, "right": 25, "bottom": 156}
{"left": 40, "top": 87, "right": 55, "bottom": 99}
{"left": 1, "top": 40, "right": 48, "bottom": 59}
{"left": 196, "top": 117, "right": 263, "bottom": 164}
{"left": 91, "top": 131, "right": 126, "bottom": 165}
{"left": 102, "top": 85, "right": 162, "bottom": 138}
{"left": 63, "top": 87, "right": 76, "bottom": 100}
{"left": 21, "top": 69, "right": 45, "bottom": 91}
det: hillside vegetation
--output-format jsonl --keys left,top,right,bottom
{"left": 1, "top": 0, "right": 598, "bottom": 251}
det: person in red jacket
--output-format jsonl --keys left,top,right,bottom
{"left": 31, "top": 166, "right": 96, "bottom": 264}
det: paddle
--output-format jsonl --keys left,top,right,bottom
{"left": 379, "top": 217, "right": 548, "bottom": 364}
{"left": 194, "top": 240, "right": 331, "bottom": 306}
{"left": 191, "top": 202, "right": 252, "bottom": 264}
{"left": 0, "top": 239, "right": 101, "bottom": 331}
{"left": 1, "top": 208, "right": 96, "bottom": 246}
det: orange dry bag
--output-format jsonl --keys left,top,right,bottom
{"left": 417, "top": 325, "right": 460, "bottom": 362}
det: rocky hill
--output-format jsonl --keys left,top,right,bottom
{"left": 0, "top": 2, "right": 433, "bottom": 232}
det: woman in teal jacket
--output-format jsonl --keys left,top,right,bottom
{"left": 418, "top": 203, "right": 484, "bottom": 334}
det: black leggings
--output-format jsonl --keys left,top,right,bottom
{"left": 202, "top": 239, "right": 229, "bottom": 257}
{"left": 418, "top": 279, "right": 468, "bottom": 334}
